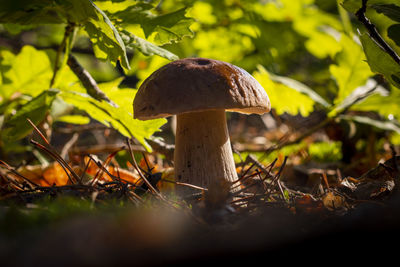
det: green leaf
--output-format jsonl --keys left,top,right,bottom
{"left": 147, "top": 8, "right": 194, "bottom": 44}
{"left": 0, "top": 0, "right": 63, "bottom": 24}
{"left": 85, "top": 0, "right": 130, "bottom": 69}
{"left": 56, "top": 115, "right": 90, "bottom": 125}
{"left": 329, "top": 34, "right": 373, "bottom": 104}
{"left": 253, "top": 66, "right": 316, "bottom": 117}
{"left": 2, "top": 24, "right": 36, "bottom": 34}
{"left": 60, "top": 91, "right": 111, "bottom": 126}
{"left": 268, "top": 72, "right": 330, "bottom": 108}
{"left": 121, "top": 30, "right": 178, "bottom": 60}
{"left": 387, "top": 24, "right": 400, "bottom": 46}
{"left": 359, "top": 32, "right": 400, "bottom": 89}
{"left": 332, "top": 79, "right": 382, "bottom": 115}
{"left": 1, "top": 89, "right": 59, "bottom": 142}
{"left": 371, "top": 4, "right": 400, "bottom": 22}
{"left": 0, "top": 49, "right": 15, "bottom": 94}
{"left": 308, "top": 141, "right": 342, "bottom": 162}
{"left": 340, "top": 114, "right": 400, "bottom": 133}
{"left": 293, "top": 13, "right": 342, "bottom": 59}
{"left": 0, "top": 46, "right": 53, "bottom": 99}
{"left": 113, "top": 5, "right": 194, "bottom": 45}
{"left": 0, "top": 0, "right": 130, "bottom": 69}
{"left": 353, "top": 85, "right": 400, "bottom": 120}
{"left": 60, "top": 79, "right": 166, "bottom": 151}
{"left": 341, "top": 0, "right": 362, "bottom": 13}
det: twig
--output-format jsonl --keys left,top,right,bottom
{"left": 61, "top": 132, "right": 79, "bottom": 160}
{"left": 355, "top": 0, "right": 400, "bottom": 65}
{"left": 0, "top": 161, "right": 39, "bottom": 188}
{"left": 245, "top": 154, "right": 275, "bottom": 177}
{"left": 67, "top": 54, "right": 117, "bottom": 106}
{"left": 27, "top": 119, "right": 82, "bottom": 183}
{"left": 126, "top": 138, "right": 165, "bottom": 200}
{"left": 71, "top": 144, "right": 145, "bottom": 155}
{"left": 27, "top": 118, "right": 51, "bottom": 146}
{"left": 231, "top": 170, "right": 264, "bottom": 192}
{"left": 263, "top": 156, "right": 288, "bottom": 201}
{"left": 30, "top": 140, "right": 76, "bottom": 184}
{"left": 55, "top": 124, "right": 109, "bottom": 133}
{"left": 161, "top": 179, "right": 208, "bottom": 191}
{"left": 0, "top": 171, "right": 25, "bottom": 191}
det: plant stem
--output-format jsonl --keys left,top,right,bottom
{"left": 355, "top": 0, "right": 400, "bottom": 65}
{"left": 50, "top": 23, "right": 76, "bottom": 88}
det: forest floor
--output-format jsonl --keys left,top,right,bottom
{"left": 1, "top": 115, "right": 399, "bottom": 266}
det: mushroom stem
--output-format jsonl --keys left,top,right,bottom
{"left": 174, "top": 109, "right": 238, "bottom": 193}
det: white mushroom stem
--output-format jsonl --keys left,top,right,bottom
{"left": 174, "top": 109, "right": 238, "bottom": 193}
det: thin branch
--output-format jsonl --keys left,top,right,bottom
{"left": 67, "top": 54, "right": 117, "bottom": 106}
{"left": 355, "top": 0, "right": 400, "bottom": 65}
{"left": 27, "top": 119, "right": 82, "bottom": 184}
{"left": 125, "top": 138, "right": 165, "bottom": 200}
{"left": 30, "top": 140, "right": 77, "bottom": 184}
{"left": 0, "top": 160, "right": 39, "bottom": 188}
{"left": 61, "top": 133, "right": 79, "bottom": 160}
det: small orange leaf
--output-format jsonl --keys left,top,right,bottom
{"left": 42, "top": 163, "right": 70, "bottom": 186}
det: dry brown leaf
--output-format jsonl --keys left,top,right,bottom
{"left": 9, "top": 158, "right": 140, "bottom": 187}
{"left": 322, "top": 191, "right": 345, "bottom": 211}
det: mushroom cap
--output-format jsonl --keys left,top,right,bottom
{"left": 133, "top": 58, "right": 271, "bottom": 120}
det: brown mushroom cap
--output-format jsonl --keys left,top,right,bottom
{"left": 133, "top": 58, "right": 271, "bottom": 120}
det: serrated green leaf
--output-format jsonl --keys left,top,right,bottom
{"left": 121, "top": 30, "right": 178, "bottom": 60}
{"left": 147, "top": 9, "right": 194, "bottom": 44}
{"left": 0, "top": 49, "right": 15, "bottom": 95}
{"left": 113, "top": 5, "right": 194, "bottom": 45}
{"left": 1, "top": 89, "right": 59, "bottom": 142}
{"left": 359, "top": 32, "right": 400, "bottom": 89}
{"left": 253, "top": 66, "right": 316, "bottom": 116}
{"left": 293, "top": 13, "right": 342, "bottom": 59}
{"left": 0, "top": 45, "right": 53, "bottom": 99}
{"left": 329, "top": 34, "right": 373, "bottom": 104}
{"left": 0, "top": 0, "right": 129, "bottom": 69}
{"left": 60, "top": 91, "right": 111, "bottom": 127}
{"left": 60, "top": 0, "right": 129, "bottom": 69}
{"left": 98, "top": 79, "right": 167, "bottom": 150}
{"left": 388, "top": 24, "right": 400, "bottom": 46}
{"left": 60, "top": 80, "right": 166, "bottom": 151}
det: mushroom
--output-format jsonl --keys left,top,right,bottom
{"left": 133, "top": 58, "right": 270, "bottom": 194}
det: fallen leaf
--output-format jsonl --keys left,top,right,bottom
{"left": 322, "top": 191, "right": 346, "bottom": 211}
